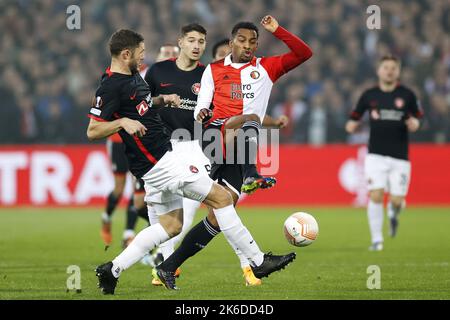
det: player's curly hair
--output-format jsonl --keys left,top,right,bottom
{"left": 109, "top": 29, "right": 144, "bottom": 56}
{"left": 231, "top": 22, "right": 259, "bottom": 38}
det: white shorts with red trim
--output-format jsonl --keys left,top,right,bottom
{"left": 364, "top": 153, "right": 411, "bottom": 197}
{"left": 142, "top": 140, "right": 213, "bottom": 215}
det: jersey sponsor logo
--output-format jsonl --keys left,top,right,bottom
{"left": 179, "top": 98, "right": 197, "bottom": 110}
{"left": 130, "top": 91, "right": 137, "bottom": 100}
{"left": 91, "top": 96, "right": 103, "bottom": 108}
{"left": 230, "top": 83, "right": 255, "bottom": 99}
{"left": 191, "top": 83, "right": 201, "bottom": 95}
{"left": 380, "top": 109, "right": 404, "bottom": 121}
{"left": 136, "top": 101, "right": 149, "bottom": 116}
{"left": 160, "top": 82, "right": 173, "bottom": 87}
{"left": 189, "top": 165, "right": 199, "bottom": 173}
{"left": 395, "top": 97, "right": 405, "bottom": 109}
{"left": 89, "top": 108, "right": 101, "bottom": 116}
{"left": 250, "top": 70, "right": 260, "bottom": 79}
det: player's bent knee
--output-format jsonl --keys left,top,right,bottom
{"left": 161, "top": 219, "right": 182, "bottom": 237}
{"left": 204, "top": 183, "right": 233, "bottom": 209}
{"left": 390, "top": 197, "right": 404, "bottom": 209}
{"left": 244, "top": 113, "right": 261, "bottom": 124}
{"left": 370, "top": 190, "right": 384, "bottom": 203}
{"left": 215, "top": 188, "right": 233, "bottom": 208}
{"left": 171, "top": 220, "right": 183, "bottom": 236}
{"left": 158, "top": 208, "right": 183, "bottom": 237}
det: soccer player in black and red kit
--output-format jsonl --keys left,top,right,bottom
{"left": 89, "top": 29, "right": 296, "bottom": 294}
{"left": 143, "top": 23, "right": 208, "bottom": 285}
{"left": 99, "top": 43, "right": 180, "bottom": 251}
{"left": 346, "top": 55, "right": 423, "bottom": 251}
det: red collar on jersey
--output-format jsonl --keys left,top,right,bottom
{"left": 105, "top": 67, "right": 113, "bottom": 77}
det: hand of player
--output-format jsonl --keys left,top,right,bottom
{"left": 196, "top": 108, "right": 213, "bottom": 123}
{"left": 120, "top": 118, "right": 147, "bottom": 137}
{"left": 162, "top": 94, "right": 181, "bottom": 107}
{"left": 405, "top": 117, "right": 420, "bottom": 132}
{"left": 260, "top": 15, "right": 279, "bottom": 33}
{"left": 345, "top": 120, "right": 359, "bottom": 134}
{"left": 275, "top": 115, "right": 289, "bottom": 128}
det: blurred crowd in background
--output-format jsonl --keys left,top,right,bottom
{"left": 1, "top": 0, "right": 449, "bottom": 145}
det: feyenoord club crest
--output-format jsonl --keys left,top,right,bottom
{"left": 189, "top": 165, "right": 199, "bottom": 173}
{"left": 191, "top": 83, "right": 201, "bottom": 95}
{"left": 250, "top": 70, "right": 260, "bottom": 79}
{"left": 395, "top": 97, "right": 405, "bottom": 109}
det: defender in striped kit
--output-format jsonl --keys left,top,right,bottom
{"left": 154, "top": 15, "right": 312, "bottom": 289}
{"left": 195, "top": 15, "right": 312, "bottom": 195}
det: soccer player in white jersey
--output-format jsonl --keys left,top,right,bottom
{"left": 153, "top": 15, "right": 312, "bottom": 288}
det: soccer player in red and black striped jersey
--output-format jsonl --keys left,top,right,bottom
{"left": 89, "top": 29, "right": 296, "bottom": 294}
{"left": 346, "top": 55, "right": 423, "bottom": 251}
{"left": 154, "top": 16, "right": 311, "bottom": 289}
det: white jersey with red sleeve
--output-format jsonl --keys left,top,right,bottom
{"left": 194, "top": 26, "right": 312, "bottom": 123}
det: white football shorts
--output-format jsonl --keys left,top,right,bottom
{"left": 364, "top": 153, "right": 411, "bottom": 197}
{"left": 142, "top": 140, "right": 213, "bottom": 215}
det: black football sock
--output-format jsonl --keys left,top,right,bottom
{"left": 159, "top": 217, "right": 221, "bottom": 272}
{"left": 136, "top": 206, "right": 150, "bottom": 224}
{"left": 105, "top": 192, "right": 120, "bottom": 217}
{"left": 240, "top": 121, "right": 261, "bottom": 179}
{"left": 125, "top": 197, "right": 138, "bottom": 230}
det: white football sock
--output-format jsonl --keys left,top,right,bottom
{"left": 213, "top": 205, "right": 264, "bottom": 267}
{"left": 101, "top": 212, "right": 111, "bottom": 223}
{"left": 122, "top": 229, "right": 135, "bottom": 240}
{"left": 159, "top": 239, "right": 175, "bottom": 261}
{"left": 367, "top": 200, "right": 384, "bottom": 244}
{"left": 235, "top": 248, "right": 251, "bottom": 268}
{"left": 112, "top": 223, "right": 169, "bottom": 277}
{"left": 159, "top": 198, "right": 201, "bottom": 260}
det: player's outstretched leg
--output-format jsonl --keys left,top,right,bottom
{"left": 95, "top": 208, "right": 182, "bottom": 294}
{"left": 156, "top": 183, "right": 295, "bottom": 290}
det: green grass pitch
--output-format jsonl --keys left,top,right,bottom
{"left": 0, "top": 206, "right": 449, "bottom": 300}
